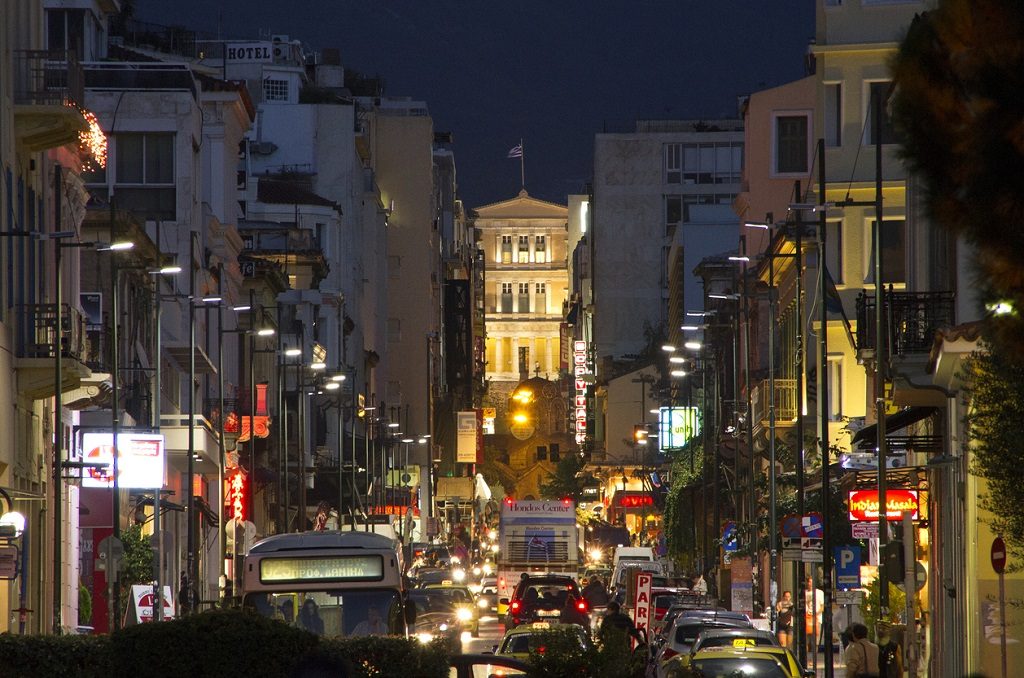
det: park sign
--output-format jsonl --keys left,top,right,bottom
{"left": 848, "top": 489, "right": 919, "bottom": 522}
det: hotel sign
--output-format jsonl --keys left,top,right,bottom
{"left": 848, "top": 489, "right": 920, "bottom": 522}
{"left": 573, "top": 341, "right": 591, "bottom": 446}
{"left": 224, "top": 42, "right": 273, "bottom": 63}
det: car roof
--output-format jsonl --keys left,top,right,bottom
{"left": 502, "top": 621, "right": 582, "bottom": 637}
{"left": 695, "top": 627, "right": 776, "bottom": 640}
{"left": 679, "top": 609, "right": 751, "bottom": 622}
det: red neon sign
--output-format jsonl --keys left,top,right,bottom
{"left": 616, "top": 494, "right": 654, "bottom": 508}
{"left": 227, "top": 469, "right": 247, "bottom": 522}
{"left": 848, "top": 489, "right": 919, "bottom": 522}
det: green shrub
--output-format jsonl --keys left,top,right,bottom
{"left": 312, "top": 635, "right": 451, "bottom": 678}
{"left": 523, "top": 627, "right": 647, "bottom": 678}
{"left": 0, "top": 634, "right": 111, "bottom": 678}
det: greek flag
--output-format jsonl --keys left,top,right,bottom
{"left": 507, "top": 143, "right": 523, "bottom": 158}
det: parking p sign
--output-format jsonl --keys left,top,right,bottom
{"left": 834, "top": 545, "right": 861, "bottom": 590}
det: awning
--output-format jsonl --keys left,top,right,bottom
{"left": 851, "top": 406, "right": 938, "bottom": 445}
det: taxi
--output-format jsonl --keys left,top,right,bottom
{"left": 673, "top": 645, "right": 813, "bottom": 678}
{"left": 494, "top": 621, "right": 592, "bottom": 660}
{"left": 422, "top": 581, "right": 481, "bottom": 636}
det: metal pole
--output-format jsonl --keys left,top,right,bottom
{"left": 793, "top": 184, "right": 807, "bottom": 668}
{"left": 818, "top": 139, "right": 835, "bottom": 677}
{"left": 186, "top": 231, "right": 197, "bottom": 613}
{"left": 52, "top": 165, "right": 64, "bottom": 635}
{"left": 249, "top": 289, "right": 257, "bottom": 536}
{"left": 111, "top": 258, "right": 121, "bottom": 630}
{"left": 217, "top": 271, "right": 226, "bottom": 602}
{"left": 767, "top": 214, "right": 781, "bottom": 647}
{"left": 350, "top": 362, "right": 358, "bottom": 530}
{"left": 153, "top": 220, "right": 164, "bottom": 622}
{"left": 874, "top": 88, "right": 890, "bottom": 616}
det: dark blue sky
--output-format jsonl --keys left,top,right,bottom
{"left": 137, "top": 1, "right": 815, "bottom": 209}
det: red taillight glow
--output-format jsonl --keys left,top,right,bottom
{"left": 510, "top": 600, "right": 521, "bottom": 613}
{"left": 576, "top": 600, "right": 588, "bottom": 612}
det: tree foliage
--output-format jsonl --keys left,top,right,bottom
{"left": 964, "top": 349, "right": 1024, "bottom": 566}
{"left": 891, "top": 0, "right": 1024, "bottom": 354}
{"left": 120, "top": 523, "right": 153, "bottom": 603}
{"left": 664, "top": 441, "right": 704, "bottom": 564}
{"left": 540, "top": 452, "right": 586, "bottom": 501}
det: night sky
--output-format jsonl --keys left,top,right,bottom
{"left": 136, "top": 1, "right": 815, "bottom": 209}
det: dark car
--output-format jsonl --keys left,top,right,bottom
{"left": 502, "top": 574, "right": 584, "bottom": 629}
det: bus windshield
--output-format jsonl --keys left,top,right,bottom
{"left": 244, "top": 588, "right": 402, "bottom": 638}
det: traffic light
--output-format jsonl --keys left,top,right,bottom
{"left": 633, "top": 424, "right": 649, "bottom": 445}
{"left": 882, "top": 540, "right": 905, "bottom": 583}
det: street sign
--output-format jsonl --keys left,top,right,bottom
{"left": 783, "top": 548, "right": 804, "bottom": 562}
{"left": 835, "top": 589, "right": 864, "bottom": 606}
{"left": 633, "top": 571, "right": 653, "bottom": 648}
{"left": 851, "top": 522, "right": 879, "bottom": 539}
{"left": 723, "top": 521, "right": 738, "bottom": 553}
{"left": 834, "top": 545, "right": 862, "bottom": 589}
{"left": 781, "top": 514, "right": 802, "bottom": 538}
{"left": 894, "top": 561, "right": 928, "bottom": 593}
{"left": 0, "top": 545, "right": 18, "bottom": 580}
{"left": 803, "top": 513, "right": 823, "bottom": 539}
{"left": 801, "top": 549, "right": 823, "bottom": 563}
{"left": 992, "top": 536, "right": 1008, "bottom": 574}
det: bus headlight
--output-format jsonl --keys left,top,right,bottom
{"left": 457, "top": 607, "right": 473, "bottom": 622}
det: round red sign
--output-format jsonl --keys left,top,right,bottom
{"left": 992, "top": 536, "right": 1007, "bottom": 574}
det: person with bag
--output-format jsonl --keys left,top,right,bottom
{"left": 775, "top": 590, "right": 794, "bottom": 649}
{"left": 843, "top": 622, "right": 881, "bottom": 678}
{"left": 876, "top": 621, "right": 904, "bottom": 678}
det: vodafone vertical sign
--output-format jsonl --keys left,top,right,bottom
{"left": 573, "top": 341, "right": 590, "bottom": 446}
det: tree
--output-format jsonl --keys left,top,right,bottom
{"left": 891, "top": 1, "right": 1024, "bottom": 354}
{"left": 120, "top": 524, "right": 154, "bottom": 603}
{"left": 964, "top": 349, "right": 1024, "bottom": 567}
{"left": 540, "top": 453, "right": 585, "bottom": 501}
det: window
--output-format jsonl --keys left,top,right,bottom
{"left": 825, "top": 220, "right": 843, "bottom": 284}
{"left": 113, "top": 133, "right": 175, "bottom": 220}
{"left": 665, "top": 196, "right": 682, "bottom": 235}
{"left": 866, "top": 219, "right": 906, "bottom": 284}
{"left": 263, "top": 78, "right": 288, "bottom": 102}
{"left": 518, "top": 235, "right": 530, "bottom": 263}
{"left": 518, "top": 282, "right": 530, "bottom": 312}
{"left": 681, "top": 193, "right": 736, "bottom": 222}
{"left": 665, "top": 144, "right": 682, "bottom": 184}
{"left": 387, "top": 318, "right": 401, "bottom": 343}
{"left": 47, "top": 9, "right": 86, "bottom": 57}
{"left": 535, "top": 235, "right": 546, "bottom": 263}
{"left": 866, "top": 81, "right": 899, "bottom": 145}
{"left": 500, "top": 282, "right": 513, "bottom": 313}
{"left": 681, "top": 142, "right": 743, "bottom": 184}
{"left": 535, "top": 282, "right": 546, "bottom": 314}
{"left": 549, "top": 443, "right": 560, "bottom": 462}
{"left": 501, "top": 235, "right": 512, "bottom": 264}
{"left": 824, "top": 84, "right": 842, "bottom": 147}
{"left": 536, "top": 446, "right": 548, "bottom": 461}
{"left": 775, "top": 115, "right": 809, "bottom": 174}
{"left": 827, "top": 356, "right": 843, "bottom": 421}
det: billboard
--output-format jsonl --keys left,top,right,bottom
{"left": 658, "top": 406, "right": 700, "bottom": 452}
{"left": 848, "top": 489, "right": 919, "bottom": 522}
{"left": 81, "top": 432, "right": 166, "bottom": 489}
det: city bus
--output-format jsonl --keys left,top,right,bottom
{"left": 241, "top": 530, "right": 415, "bottom": 637}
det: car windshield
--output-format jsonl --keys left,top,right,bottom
{"left": 427, "top": 587, "right": 472, "bottom": 605}
{"left": 243, "top": 589, "right": 401, "bottom": 638}
{"left": 409, "top": 589, "right": 456, "bottom": 613}
{"left": 690, "top": 656, "right": 788, "bottom": 677}
{"left": 518, "top": 583, "right": 576, "bottom": 609}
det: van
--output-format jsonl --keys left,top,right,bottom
{"left": 612, "top": 546, "right": 656, "bottom": 570}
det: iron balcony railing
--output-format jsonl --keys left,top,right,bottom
{"left": 856, "top": 291, "right": 955, "bottom": 356}
{"left": 753, "top": 378, "right": 798, "bottom": 423}
{"left": 12, "top": 49, "right": 84, "bottom": 107}
{"left": 16, "top": 304, "right": 90, "bottom": 361}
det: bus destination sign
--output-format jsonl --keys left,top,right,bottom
{"left": 260, "top": 555, "right": 383, "bottom": 583}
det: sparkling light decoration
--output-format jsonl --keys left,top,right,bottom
{"left": 78, "top": 108, "right": 107, "bottom": 171}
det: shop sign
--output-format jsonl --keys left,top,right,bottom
{"left": 847, "top": 489, "right": 919, "bottom": 521}
{"left": 573, "top": 341, "right": 591, "bottom": 446}
{"left": 227, "top": 468, "right": 247, "bottom": 522}
{"left": 81, "top": 433, "right": 165, "bottom": 489}
{"left": 616, "top": 494, "right": 653, "bottom": 508}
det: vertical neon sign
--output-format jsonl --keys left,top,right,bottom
{"left": 574, "top": 340, "right": 589, "bottom": 446}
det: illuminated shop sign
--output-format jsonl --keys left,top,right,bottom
{"left": 81, "top": 432, "right": 166, "bottom": 489}
{"left": 573, "top": 341, "right": 590, "bottom": 446}
{"left": 658, "top": 406, "right": 700, "bottom": 453}
{"left": 847, "top": 489, "right": 920, "bottom": 522}
{"left": 616, "top": 494, "right": 654, "bottom": 508}
{"left": 227, "top": 468, "right": 247, "bottom": 522}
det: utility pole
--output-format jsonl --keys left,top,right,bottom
{"left": 818, "top": 139, "right": 835, "bottom": 678}
{"left": 793, "top": 186, "right": 808, "bottom": 670}
{"left": 874, "top": 86, "right": 890, "bottom": 618}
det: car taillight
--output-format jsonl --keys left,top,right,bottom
{"left": 576, "top": 599, "right": 588, "bottom": 613}
{"left": 661, "top": 648, "right": 679, "bottom": 660}
{"left": 510, "top": 600, "right": 521, "bottom": 613}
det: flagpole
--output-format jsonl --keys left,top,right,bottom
{"left": 520, "top": 138, "right": 525, "bottom": 189}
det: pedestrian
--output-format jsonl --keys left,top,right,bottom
{"left": 876, "top": 621, "right": 903, "bottom": 678}
{"left": 804, "top": 575, "right": 824, "bottom": 654}
{"left": 313, "top": 501, "right": 331, "bottom": 531}
{"left": 559, "top": 594, "right": 590, "bottom": 629}
{"left": 598, "top": 601, "right": 645, "bottom": 647}
{"left": 775, "top": 590, "right": 794, "bottom": 649}
{"left": 843, "top": 622, "right": 880, "bottom": 678}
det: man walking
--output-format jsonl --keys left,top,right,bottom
{"left": 843, "top": 622, "right": 880, "bottom": 678}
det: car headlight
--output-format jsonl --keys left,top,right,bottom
{"left": 472, "top": 566, "right": 482, "bottom": 576}
{"left": 450, "top": 555, "right": 461, "bottom": 564}
{"left": 456, "top": 607, "right": 473, "bottom": 622}
{"left": 452, "top": 568, "right": 466, "bottom": 582}
{"left": 416, "top": 633, "right": 435, "bottom": 643}
{"left": 439, "top": 623, "right": 449, "bottom": 631}
{"left": 482, "top": 563, "right": 493, "bottom": 574}
{"left": 478, "top": 598, "right": 489, "bottom": 609}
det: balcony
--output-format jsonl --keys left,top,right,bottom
{"left": 856, "top": 291, "right": 955, "bottom": 358}
{"left": 753, "top": 378, "right": 798, "bottom": 425}
{"left": 14, "top": 304, "right": 92, "bottom": 400}
{"left": 13, "top": 50, "right": 88, "bottom": 151}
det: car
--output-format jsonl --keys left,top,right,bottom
{"left": 494, "top": 621, "right": 593, "bottom": 660}
{"left": 408, "top": 588, "right": 466, "bottom": 645}
{"left": 669, "top": 645, "right": 813, "bottom": 678}
{"left": 649, "top": 615, "right": 753, "bottom": 678}
{"left": 414, "top": 567, "right": 455, "bottom": 587}
{"left": 502, "top": 574, "right": 584, "bottom": 629}
{"left": 659, "top": 626, "right": 781, "bottom": 673}
{"left": 422, "top": 582, "right": 481, "bottom": 636}
{"left": 477, "top": 576, "right": 498, "bottom": 612}
{"left": 448, "top": 653, "right": 529, "bottom": 678}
